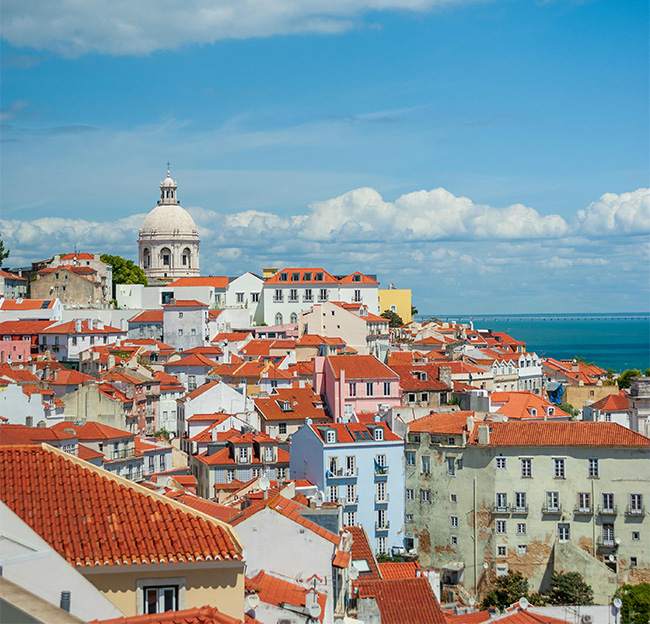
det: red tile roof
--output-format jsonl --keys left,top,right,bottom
{"left": 0, "top": 299, "right": 56, "bottom": 310}
{"left": 45, "top": 368, "right": 96, "bottom": 385}
{"left": 445, "top": 610, "right": 492, "bottom": 624}
{"left": 167, "top": 277, "right": 229, "bottom": 288}
{"left": 346, "top": 525, "right": 382, "bottom": 580}
{"left": 78, "top": 444, "right": 104, "bottom": 461}
{"left": 409, "top": 411, "right": 478, "bottom": 435}
{"left": 390, "top": 364, "right": 451, "bottom": 392}
{"left": 489, "top": 392, "right": 569, "bottom": 420}
{"left": 378, "top": 561, "right": 425, "bottom": 580}
{"left": 338, "top": 271, "right": 379, "bottom": 284}
{"left": 164, "top": 490, "right": 239, "bottom": 523}
{"left": 491, "top": 609, "right": 571, "bottom": 624}
{"left": 310, "top": 422, "right": 402, "bottom": 443}
{"left": 356, "top": 577, "right": 446, "bottom": 624}
{"left": 91, "top": 605, "right": 242, "bottom": 624}
{"left": 163, "top": 299, "right": 208, "bottom": 308}
{"left": 333, "top": 549, "right": 352, "bottom": 568}
{"left": 326, "top": 355, "right": 398, "bottom": 381}
{"left": 0, "top": 363, "right": 40, "bottom": 383}
{"left": 129, "top": 310, "right": 163, "bottom": 323}
{"left": 0, "top": 445, "right": 243, "bottom": 566}
{"left": 254, "top": 387, "right": 331, "bottom": 422}
{"left": 0, "top": 269, "right": 27, "bottom": 280}
{"left": 0, "top": 320, "right": 57, "bottom": 334}
{"left": 0, "top": 424, "right": 77, "bottom": 445}
{"left": 470, "top": 421, "right": 650, "bottom": 447}
{"left": 212, "top": 332, "right": 252, "bottom": 343}
{"left": 61, "top": 252, "right": 95, "bottom": 260}
{"left": 195, "top": 445, "right": 290, "bottom": 467}
{"left": 41, "top": 320, "right": 123, "bottom": 335}
{"left": 166, "top": 353, "right": 216, "bottom": 368}
{"left": 51, "top": 421, "right": 134, "bottom": 441}
{"left": 265, "top": 268, "right": 339, "bottom": 285}
{"left": 588, "top": 393, "right": 629, "bottom": 411}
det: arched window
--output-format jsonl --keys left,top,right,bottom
{"left": 290, "top": 312, "right": 298, "bottom": 324}
{"left": 182, "top": 248, "right": 191, "bottom": 267}
{"left": 143, "top": 248, "right": 151, "bottom": 269}
{"left": 161, "top": 247, "right": 171, "bottom": 267}
{"left": 275, "top": 313, "right": 283, "bottom": 326}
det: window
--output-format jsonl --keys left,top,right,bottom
{"left": 328, "top": 485, "right": 338, "bottom": 502}
{"left": 139, "top": 580, "right": 184, "bottom": 615}
{"left": 226, "top": 469, "right": 235, "bottom": 483}
{"left": 497, "top": 546, "right": 506, "bottom": 557}
{"left": 178, "top": 329, "right": 183, "bottom": 337}
{"left": 518, "top": 545, "right": 527, "bottom": 555}
{"left": 277, "top": 467, "right": 286, "bottom": 480}
{"left": 236, "top": 292, "right": 244, "bottom": 304}
{"left": 447, "top": 457, "right": 456, "bottom": 476}
{"left": 521, "top": 458, "right": 532, "bottom": 478}
{"left": 346, "top": 483, "right": 357, "bottom": 504}
{"left": 558, "top": 523, "right": 570, "bottom": 542}
{"left": 239, "top": 447, "right": 249, "bottom": 463}
{"left": 354, "top": 289, "right": 362, "bottom": 302}
{"left": 496, "top": 493, "right": 508, "bottom": 510}
{"left": 326, "top": 430, "right": 336, "bottom": 444}
{"left": 71, "top": 336, "right": 77, "bottom": 346}
{"left": 345, "top": 510, "right": 356, "bottom": 526}
{"left": 420, "top": 489, "right": 431, "bottom": 503}
{"left": 274, "top": 289, "right": 283, "bottom": 302}
{"left": 406, "top": 451, "right": 415, "bottom": 466}
{"left": 571, "top": 492, "right": 590, "bottom": 515}
{"left": 631, "top": 557, "right": 638, "bottom": 568}
{"left": 319, "top": 288, "right": 328, "bottom": 301}
{"left": 602, "top": 523, "right": 615, "bottom": 544}
{"left": 346, "top": 455, "right": 356, "bottom": 474}
{"left": 383, "top": 382, "right": 391, "bottom": 395}
{"left": 251, "top": 292, "right": 259, "bottom": 303}
{"left": 587, "top": 458, "right": 598, "bottom": 478}
{"left": 374, "top": 427, "right": 383, "bottom": 441}
{"left": 602, "top": 492, "right": 615, "bottom": 512}
{"left": 630, "top": 494, "right": 643, "bottom": 514}
{"left": 275, "top": 313, "right": 283, "bottom": 325}
{"left": 517, "top": 523, "right": 526, "bottom": 535}
{"left": 553, "top": 458, "right": 566, "bottom": 479}
{"left": 291, "top": 272, "right": 300, "bottom": 282}
{"left": 496, "top": 520, "right": 506, "bottom": 534}
{"left": 376, "top": 508, "right": 388, "bottom": 529}
{"left": 279, "top": 273, "right": 288, "bottom": 281}
{"left": 188, "top": 375, "right": 196, "bottom": 391}
{"left": 450, "top": 515, "right": 459, "bottom": 528}
{"left": 377, "top": 536, "right": 387, "bottom": 554}
{"left": 514, "top": 492, "right": 527, "bottom": 511}
{"left": 421, "top": 455, "right": 431, "bottom": 474}
{"left": 278, "top": 423, "right": 287, "bottom": 435}
{"left": 265, "top": 447, "right": 274, "bottom": 462}
{"left": 376, "top": 481, "right": 386, "bottom": 502}
{"left": 289, "top": 289, "right": 298, "bottom": 302}
{"left": 546, "top": 491, "right": 560, "bottom": 512}
{"left": 304, "top": 288, "right": 313, "bottom": 301}
{"left": 406, "top": 513, "right": 413, "bottom": 522}
{"left": 190, "top": 328, "right": 196, "bottom": 336}
{"left": 450, "top": 493, "right": 457, "bottom": 503}
{"left": 251, "top": 467, "right": 261, "bottom": 478}
{"left": 406, "top": 488, "right": 414, "bottom": 501}
{"left": 632, "top": 531, "right": 640, "bottom": 541}
{"left": 496, "top": 457, "right": 507, "bottom": 470}
{"left": 366, "top": 382, "right": 374, "bottom": 396}
{"left": 178, "top": 312, "right": 184, "bottom": 318}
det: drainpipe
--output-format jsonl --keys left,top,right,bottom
{"left": 473, "top": 476, "right": 478, "bottom": 595}
{"left": 591, "top": 479, "right": 596, "bottom": 556}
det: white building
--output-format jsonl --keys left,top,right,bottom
{"left": 162, "top": 299, "right": 209, "bottom": 351}
{"left": 138, "top": 169, "right": 200, "bottom": 284}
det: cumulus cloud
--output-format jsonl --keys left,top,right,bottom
{"left": 575, "top": 188, "right": 650, "bottom": 236}
{"left": 2, "top": 0, "right": 472, "bottom": 57}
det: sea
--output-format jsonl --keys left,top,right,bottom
{"left": 414, "top": 313, "right": 650, "bottom": 373}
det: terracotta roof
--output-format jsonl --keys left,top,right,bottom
{"left": 0, "top": 424, "right": 77, "bottom": 445}
{"left": 45, "top": 368, "right": 96, "bottom": 385}
{"left": 491, "top": 609, "right": 571, "bottom": 624}
{"left": 78, "top": 444, "right": 104, "bottom": 461}
{"left": 0, "top": 269, "right": 27, "bottom": 280}
{"left": 326, "top": 355, "right": 399, "bottom": 381}
{"left": 445, "top": 610, "right": 492, "bottom": 624}
{"left": 378, "top": 561, "right": 425, "bottom": 580}
{"left": 310, "top": 422, "right": 402, "bottom": 443}
{"left": 41, "top": 320, "right": 123, "bottom": 335}
{"left": 409, "top": 411, "right": 478, "bottom": 434}
{"left": 390, "top": 364, "right": 451, "bottom": 392}
{"left": 265, "top": 268, "right": 339, "bottom": 285}
{"left": 182, "top": 346, "right": 223, "bottom": 357}
{"left": 195, "top": 445, "right": 290, "bottom": 467}
{"left": 51, "top": 421, "right": 134, "bottom": 441}
{"left": 162, "top": 299, "right": 208, "bottom": 308}
{"left": 346, "top": 525, "right": 382, "bottom": 580}
{"left": 338, "top": 271, "right": 379, "bottom": 285}
{"left": 167, "top": 277, "right": 229, "bottom": 288}
{"left": 0, "top": 320, "right": 57, "bottom": 335}
{"left": 1, "top": 445, "right": 243, "bottom": 566}
{"left": 91, "top": 605, "right": 242, "bottom": 624}
{"left": 470, "top": 421, "right": 650, "bottom": 447}
{"left": 212, "top": 332, "right": 252, "bottom": 343}
{"left": 231, "top": 493, "right": 340, "bottom": 545}
{"left": 254, "top": 387, "right": 331, "bottom": 422}
{"left": 246, "top": 570, "right": 327, "bottom": 622}
{"left": 128, "top": 310, "right": 163, "bottom": 323}
{"left": 588, "top": 393, "right": 629, "bottom": 411}
{"left": 166, "top": 353, "right": 216, "bottom": 369}
{"left": 0, "top": 363, "right": 40, "bottom": 383}
{"left": 356, "top": 577, "right": 446, "bottom": 624}
{"left": 333, "top": 549, "right": 352, "bottom": 568}
{"left": 164, "top": 490, "right": 238, "bottom": 523}
{"left": 0, "top": 298, "right": 56, "bottom": 310}
{"left": 179, "top": 380, "right": 221, "bottom": 402}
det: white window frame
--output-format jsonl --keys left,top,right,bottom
{"left": 136, "top": 577, "right": 186, "bottom": 615}
{"left": 553, "top": 457, "right": 566, "bottom": 479}
{"left": 520, "top": 457, "right": 532, "bottom": 478}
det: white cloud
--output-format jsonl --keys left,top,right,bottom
{"left": 2, "top": 0, "right": 475, "bottom": 57}
{"left": 575, "top": 188, "right": 650, "bottom": 236}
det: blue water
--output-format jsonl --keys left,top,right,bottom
{"left": 415, "top": 313, "right": 650, "bottom": 373}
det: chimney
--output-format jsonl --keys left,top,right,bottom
{"left": 120, "top": 317, "right": 127, "bottom": 331}
{"left": 466, "top": 415, "right": 474, "bottom": 432}
{"left": 75, "top": 319, "right": 82, "bottom": 333}
{"left": 477, "top": 423, "right": 490, "bottom": 445}
{"left": 438, "top": 366, "right": 452, "bottom": 388}
{"left": 571, "top": 361, "right": 579, "bottom": 372}
{"left": 107, "top": 355, "right": 115, "bottom": 369}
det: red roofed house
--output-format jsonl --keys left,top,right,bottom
{"left": 165, "top": 352, "right": 216, "bottom": 392}
{"left": 39, "top": 319, "right": 126, "bottom": 361}
{"left": 489, "top": 391, "right": 570, "bottom": 421}
{"left": 0, "top": 381, "right": 66, "bottom": 426}
{"left": 128, "top": 309, "right": 164, "bottom": 341}
{"left": 0, "top": 268, "right": 28, "bottom": 299}
{"left": 31, "top": 264, "right": 110, "bottom": 307}
{"left": 404, "top": 416, "right": 650, "bottom": 603}
{"left": 223, "top": 271, "right": 265, "bottom": 325}
{"left": 189, "top": 430, "right": 290, "bottom": 499}
{"left": 0, "top": 445, "right": 245, "bottom": 619}
{"left": 313, "top": 355, "right": 401, "bottom": 422}
{"left": 0, "top": 319, "right": 58, "bottom": 356}
{"left": 230, "top": 493, "right": 351, "bottom": 621}
{"left": 583, "top": 393, "right": 631, "bottom": 428}
{"left": 543, "top": 358, "right": 616, "bottom": 410}
{"left": 0, "top": 297, "right": 63, "bottom": 322}
{"left": 390, "top": 362, "right": 452, "bottom": 408}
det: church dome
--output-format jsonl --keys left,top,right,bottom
{"left": 140, "top": 204, "right": 198, "bottom": 235}
{"left": 161, "top": 173, "right": 176, "bottom": 187}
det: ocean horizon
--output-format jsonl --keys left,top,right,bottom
{"left": 415, "top": 312, "right": 650, "bottom": 373}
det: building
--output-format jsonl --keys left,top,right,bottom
{"left": 39, "top": 319, "right": 125, "bottom": 361}
{"left": 0, "top": 269, "right": 28, "bottom": 299}
{"left": 582, "top": 393, "right": 631, "bottom": 428}
{"left": 378, "top": 285, "right": 412, "bottom": 324}
{"left": 138, "top": 169, "right": 200, "bottom": 284}
{"left": 404, "top": 415, "right": 650, "bottom": 602}
{"left": 290, "top": 421, "right": 405, "bottom": 556}
{"left": 162, "top": 299, "right": 209, "bottom": 351}
{"left": 127, "top": 310, "right": 163, "bottom": 340}
{"left": 31, "top": 265, "right": 108, "bottom": 308}
{"left": 629, "top": 376, "right": 650, "bottom": 436}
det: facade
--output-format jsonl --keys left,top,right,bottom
{"left": 0, "top": 269, "right": 28, "bottom": 299}
{"left": 162, "top": 299, "right": 209, "bottom": 351}
{"left": 404, "top": 415, "right": 650, "bottom": 601}
{"left": 378, "top": 287, "right": 412, "bottom": 324}
{"left": 138, "top": 170, "right": 200, "bottom": 284}
{"left": 38, "top": 319, "right": 125, "bottom": 361}
{"left": 224, "top": 272, "right": 264, "bottom": 324}
{"left": 128, "top": 310, "right": 163, "bottom": 340}
{"left": 290, "top": 421, "right": 405, "bottom": 556}
{"left": 583, "top": 393, "right": 630, "bottom": 428}
{"left": 629, "top": 376, "right": 650, "bottom": 436}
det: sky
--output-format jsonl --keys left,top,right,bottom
{"left": 1, "top": 0, "right": 649, "bottom": 314}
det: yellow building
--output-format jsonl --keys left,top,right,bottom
{"left": 378, "top": 288, "right": 412, "bottom": 324}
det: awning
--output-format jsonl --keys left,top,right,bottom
{"left": 442, "top": 562, "right": 465, "bottom": 571}
{"left": 546, "top": 381, "right": 561, "bottom": 392}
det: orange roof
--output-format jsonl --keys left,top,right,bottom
{"left": 129, "top": 310, "right": 163, "bottom": 323}
{"left": 310, "top": 422, "right": 402, "bottom": 443}
{"left": 254, "top": 387, "right": 331, "bottom": 422}
{"left": 490, "top": 610, "right": 571, "bottom": 624}
{"left": 378, "top": 561, "right": 425, "bottom": 580}
{"left": 0, "top": 269, "right": 27, "bottom": 280}
{"left": 246, "top": 570, "right": 327, "bottom": 622}
{"left": 78, "top": 444, "right": 104, "bottom": 461}
{"left": 45, "top": 368, "right": 96, "bottom": 385}
{"left": 231, "top": 493, "right": 340, "bottom": 545}
{"left": 183, "top": 346, "right": 223, "bottom": 356}
{"left": 346, "top": 525, "right": 382, "bottom": 580}
{"left": 338, "top": 271, "right": 379, "bottom": 285}
{"left": 265, "top": 268, "right": 339, "bottom": 285}
{"left": 212, "top": 332, "right": 252, "bottom": 343}
{"left": 356, "top": 577, "right": 446, "bottom": 624}
{"left": 390, "top": 364, "right": 451, "bottom": 392}
{"left": 0, "top": 424, "right": 76, "bottom": 445}
{"left": 166, "top": 353, "right": 216, "bottom": 368}
{"left": 409, "top": 411, "right": 478, "bottom": 434}
{"left": 51, "top": 421, "right": 133, "bottom": 441}
{"left": 333, "top": 549, "right": 352, "bottom": 568}
{"left": 471, "top": 421, "right": 650, "bottom": 447}
{"left": 61, "top": 252, "right": 95, "bottom": 260}
{"left": 0, "top": 445, "right": 243, "bottom": 567}
{"left": 90, "top": 605, "right": 242, "bottom": 624}
{"left": 0, "top": 363, "right": 40, "bottom": 383}
{"left": 164, "top": 490, "right": 239, "bottom": 523}
{"left": 195, "top": 444, "right": 290, "bottom": 467}
{"left": 162, "top": 299, "right": 208, "bottom": 308}
{"left": 0, "top": 320, "right": 57, "bottom": 334}
{"left": 489, "top": 391, "right": 569, "bottom": 419}
{"left": 326, "top": 355, "right": 398, "bottom": 381}
{"left": 445, "top": 610, "right": 492, "bottom": 624}
{"left": 0, "top": 299, "right": 56, "bottom": 310}
{"left": 588, "top": 393, "right": 629, "bottom": 411}
{"left": 167, "top": 277, "right": 229, "bottom": 288}
{"left": 179, "top": 379, "right": 221, "bottom": 402}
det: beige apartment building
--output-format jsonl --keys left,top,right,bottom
{"left": 404, "top": 414, "right": 649, "bottom": 604}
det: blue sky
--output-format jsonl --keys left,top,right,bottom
{"left": 1, "top": 0, "right": 648, "bottom": 314}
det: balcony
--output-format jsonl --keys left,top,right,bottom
{"left": 492, "top": 504, "right": 512, "bottom": 514}
{"left": 597, "top": 536, "right": 617, "bottom": 548}
{"left": 597, "top": 505, "right": 618, "bottom": 516}
{"left": 626, "top": 505, "right": 645, "bottom": 517}
{"left": 574, "top": 507, "right": 593, "bottom": 515}
{"left": 541, "top": 504, "right": 563, "bottom": 515}
{"left": 345, "top": 496, "right": 359, "bottom": 506}
{"left": 327, "top": 467, "right": 358, "bottom": 478}
{"left": 512, "top": 505, "right": 529, "bottom": 515}
{"left": 288, "top": 296, "right": 299, "bottom": 303}
{"left": 273, "top": 296, "right": 284, "bottom": 303}
{"left": 375, "top": 521, "right": 390, "bottom": 531}
{"left": 375, "top": 495, "right": 390, "bottom": 504}
{"left": 105, "top": 448, "right": 136, "bottom": 461}
{"left": 374, "top": 464, "right": 389, "bottom": 476}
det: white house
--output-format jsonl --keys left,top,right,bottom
{"left": 162, "top": 299, "right": 209, "bottom": 351}
{"left": 225, "top": 272, "right": 265, "bottom": 325}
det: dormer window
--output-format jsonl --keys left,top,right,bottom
{"left": 291, "top": 272, "right": 300, "bottom": 281}
{"left": 326, "top": 430, "right": 336, "bottom": 444}
{"left": 304, "top": 272, "right": 312, "bottom": 281}
{"left": 530, "top": 408, "right": 537, "bottom": 417}
{"left": 279, "top": 273, "right": 288, "bottom": 281}
{"left": 315, "top": 273, "right": 324, "bottom": 282}
{"left": 374, "top": 427, "right": 384, "bottom": 441}
{"left": 353, "top": 274, "right": 361, "bottom": 282}
{"left": 239, "top": 446, "right": 249, "bottom": 463}
{"left": 278, "top": 400, "right": 292, "bottom": 412}
{"left": 548, "top": 407, "right": 555, "bottom": 415}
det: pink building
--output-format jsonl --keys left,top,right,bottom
{"left": 0, "top": 339, "right": 30, "bottom": 364}
{"left": 313, "top": 355, "right": 400, "bottom": 422}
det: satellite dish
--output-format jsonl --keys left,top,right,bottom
{"left": 349, "top": 566, "right": 360, "bottom": 581}
{"left": 613, "top": 598, "right": 623, "bottom": 610}
{"left": 308, "top": 602, "right": 322, "bottom": 618}
{"left": 483, "top": 562, "right": 489, "bottom": 569}
{"left": 519, "top": 597, "right": 530, "bottom": 610}
{"left": 615, "top": 537, "right": 621, "bottom": 545}
{"left": 259, "top": 475, "right": 270, "bottom": 491}
{"left": 469, "top": 598, "right": 475, "bottom": 607}
{"left": 246, "top": 593, "right": 260, "bottom": 609}
{"left": 608, "top": 554, "right": 615, "bottom": 562}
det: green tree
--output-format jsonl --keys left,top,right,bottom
{"left": 154, "top": 428, "right": 171, "bottom": 441}
{"left": 380, "top": 309, "right": 404, "bottom": 328}
{"left": 559, "top": 402, "right": 579, "bottom": 417}
{"left": 101, "top": 254, "right": 147, "bottom": 297}
{"left": 645, "top": 368, "right": 650, "bottom": 377}
{"left": 411, "top": 305, "right": 419, "bottom": 316}
{"left": 0, "top": 234, "right": 10, "bottom": 267}
{"left": 614, "top": 583, "right": 650, "bottom": 624}
{"left": 546, "top": 572, "right": 593, "bottom": 605}
{"left": 617, "top": 369, "right": 643, "bottom": 389}
{"left": 482, "top": 571, "right": 530, "bottom": 610}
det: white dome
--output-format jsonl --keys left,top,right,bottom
{"left": 141, "top": 204, "right": 198, "bottom": 235}
{"left": 161, "top": 174, "right": 176, "bottom": 187}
